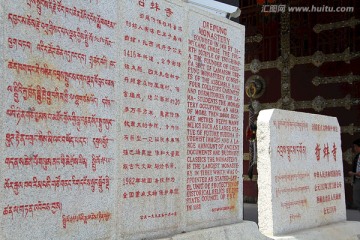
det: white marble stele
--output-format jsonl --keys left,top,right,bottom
{"left": 0, "top": 0, "right": 268, "bottom": 239}
{"left": 257, "top": 109, "right": 360, "bottom": 240}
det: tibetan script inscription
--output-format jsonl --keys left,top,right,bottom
{"left": 1, "top": 1, "right": 117, "bottom": 239}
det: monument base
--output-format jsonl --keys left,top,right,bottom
{"left": 266, "top": 221, "right": 360, "bottom": 240}
{"left": 157, "top": 221, "right": 271, "bottom": 240}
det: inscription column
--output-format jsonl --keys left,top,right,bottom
{"left": 186, "top": 12, "right": 244, "bottom": 225}
{"left": 119, "top": 1, "right": 186, "bottom": 238}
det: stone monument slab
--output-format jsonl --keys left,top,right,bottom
{"left": 257, "top": 109, "right": 347, "bottom": 237}
{"left": 184, "top": 6, "right": 244, "bottom": 232}
{"left": 0, "top": 0, "right": 253, "bottom": 239}
{"left": 1, "top": 1, "right": 119, "bottom": 239}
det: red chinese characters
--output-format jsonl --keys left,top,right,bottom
{"left": 124, "top": 35, "right": 182, "bottom": 55}
{"left": 123, "top": 163, "right": 175, "bottom": 170}
{"left": 140, "top": 211, "right": 177, "bottom": 220}
{"left": 123, "top": 188, "right": 179, "bottom": 199}
{"left": 312, "top": 124, "right": 339, "bottom": 132}
{"left": 125, "top": 21, "right": 182, "bottom": 43}
{"left": 119, "top": 0, "right": 183, "bottom": 226}
{"left": 124, "top": 76, "right": 172, "bottom": 91}
{"left": 138, "top": 0, "right": 175, "bottom": 18}
{"left": 315, "top": 142, "right": 337, "bottom": 162}
{"left": 123, "top": 134, "right": 180, "bottom": 143}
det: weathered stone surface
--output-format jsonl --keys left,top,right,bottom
{"left": 0, "top": 0, "right": 247, "bottom": 239}
{"left": 257, "top": 109, "right": 346, "bottom": 236}
{"left": 157, "top": 221, "right": 271, "bottom": 240}
{"left": 269, "top": 221, "right": 360, "bottom": 240}
{"left": 2, "top": 1, "right": 119, "bottom": 239}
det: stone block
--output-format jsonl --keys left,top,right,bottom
{"left": 257, "top": 109, "right": 346, "bottom": 236}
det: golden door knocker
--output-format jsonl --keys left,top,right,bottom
{"left": 246, "top": 82, "right": 257, "bottom": 99}
{"left": 245, "top": 75, "right": 266, "bottom": 99}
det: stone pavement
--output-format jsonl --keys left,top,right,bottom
{"left": 243, "top": 203, "right": 360, "bottom": 223}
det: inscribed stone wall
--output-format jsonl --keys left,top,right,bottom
{"left": 257, "top": 109, "right": 346, "bottom": 236}
{"left": 0, "top": 0, "right": 245, "bottom": 239}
